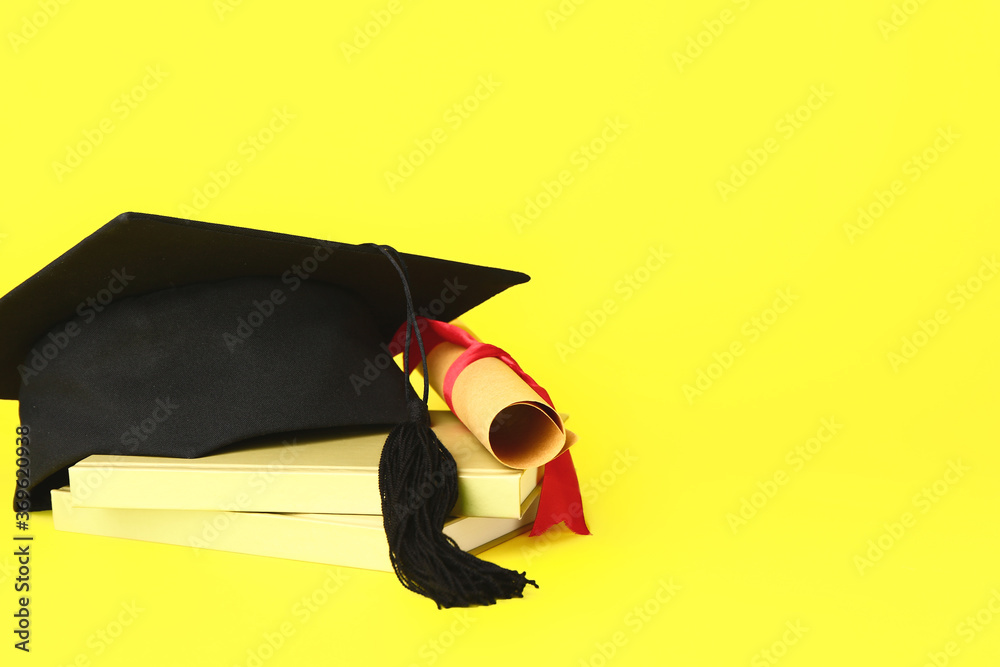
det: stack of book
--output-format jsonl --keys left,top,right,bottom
{"left": 52, "top": 411, "right": 541, "bottom": 572}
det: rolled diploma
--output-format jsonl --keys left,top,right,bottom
{"left": 423, "top": 340, "right": 572, "bottom": 470}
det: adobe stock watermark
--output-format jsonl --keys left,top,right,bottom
{"left": 17, "top": 268, "right": 135, "bottom": 386}
{"left": 178, "top": 107, "right": 295, "bottom": 217}
{"left": 348, "top": 276, "right": 468, "bottom": 395}
{"left": 340, "top": 0, "right": 411, "bottom": 62}
{"left": 727, "top": 418, "right": 842, "bottom": 534}
{"left": 512, "top": 116, "right": 628, "bottom": 233}
{"left": 577, "top": 578, "right": 682, "bottom": 667}
{"left": 556, "top": 245, "right": 669, "bottom": 362}
{"left": 717, "top": 85, "right": 832, "bottom": 202}
{"left": 877, "top": 0, "right": 931, "bottom": 40}
{"left": 545, "top": 0, "right": 590, "bottom": 30}
{"left": 522, "top": 448, "right": 637, "bottom": 565}
{"left": 53, "top": 601, "right": 145, "bottom": 667}
{"left": 918, "top": 589, "right": 1000, "bottom": 667}
{"left": 389, "top": 468, "right": 454, "bottom": 520}
{"left": 384, "top": 76, "right": 501, "bottom": 192}
{"left": 887, "top": 254, "right": 997, "bottom": 372}
{"left": 844, "top": 126, "right": 958, "bottom": 243}
{"left": 751, "top": 620, "right": 809, "bottom": 667}
{"left": 853, "top": 459, "right": 970, "bottom": 575}
{"left": 70, "top": 397, "right": 182, "bottom": 502}
{"left": 52, "top": 66, "right": 168, "bottom": 182}
{"left": 581, "top": 449, "right": 638, "bottom": 507}
{"left": 120, "top": 398, "right": 180, "bottom": 448}
{"left": 8, "top": 0, "right": 72, "bottom": 53}
{"left": 406, "top": 612, "right": 477, "bottom": 667}
{"left": 683, "top": 288, "right": 798, "bottom": 404}
{"left": 672, "top": 0, "right": 754, "bottom": 72}
{"left": 188, "top": 437, "right": 302, "bottom": 553}
{"left": 234, "top": 568, "right": 351, "bottom": 667}
{"left": 222, "top": 243, "right": 332, "bottom": 352}
{"left": 214, "top": 0, "right": 251, "bottom": 21}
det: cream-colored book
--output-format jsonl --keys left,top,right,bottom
{"left": 69, "top": 411, "right": 539, "bottom": 518}
{"left": 51, "top": 486, "right": 539, "bottom": 572}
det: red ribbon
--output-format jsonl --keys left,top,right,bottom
{"left": 391, "top": 318, "right": 590, "bottom": 536}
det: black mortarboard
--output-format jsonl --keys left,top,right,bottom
{"left": 1, "top": 212, "right": 535, "bottom": 607}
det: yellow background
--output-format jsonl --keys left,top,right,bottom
{"left": 2, "top": 0, "right": 999, "bottom": 665}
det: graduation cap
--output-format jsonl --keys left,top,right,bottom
{"left": 0, "top": 212, "right": 536, "bottom": 607}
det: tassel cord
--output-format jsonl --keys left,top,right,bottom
{"left": 366, "top": 243, "right": 538, "bottom": 608}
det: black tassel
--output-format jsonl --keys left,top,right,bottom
{"left": 380, "top": 398, "right": 537, "bottom": 608}
{"left": 371, "top": 244, "right": 538, "bottom": 608}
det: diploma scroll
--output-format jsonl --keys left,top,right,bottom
{"left": 425, "top": 341, "right": 572, "bottom": 469}
{"left": 395, "top": 317, "right": 589, "bottom": 536}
